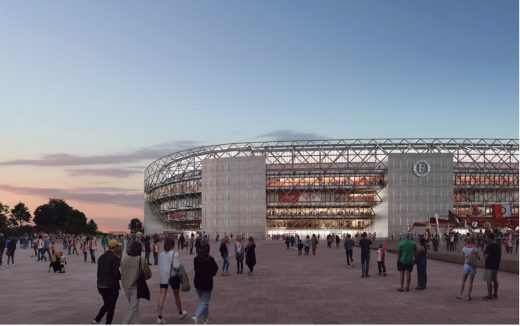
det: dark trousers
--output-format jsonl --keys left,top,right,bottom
{"left": 95, "top": 288, "right": 119, "bottom": 324}
{"left": 145, "top": 251, "right": 151, "bottom": 264}
{"left": 247, "top": 262, "right": 254, "bottom": 273}
{"left": 90, "top": 249, "right": 96, "bottom": 263}
{"left": 304, "top": 247, "right": 309, "bottom": 255}
{"left": 83, "top": 252, "right": 88, "bottom": 262}
{"left": 377, "top": 261, "right": 386, "bottom": 273}
{"left": 346, "top": 249, "right": 353, "bottom": 265}
{"left": 361, "top": 253, "right": 370, "bottom": 276}
{"left": 236, "top": 256, "right": 243, "bottom": 273}
{"left": 416, "top": 258, "right": 427, "bottom": 289}
{"left": 153, "top": 252, "right": 159, "bottom": 265}
{"left": 44, "top": 248, "right": 52, "bottom": 260}
{"left": 0, "top": 248, "right": 4, "bottom": 265}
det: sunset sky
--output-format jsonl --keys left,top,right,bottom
{"left": 0, "top": 0, "right": 518, "bottom": 232}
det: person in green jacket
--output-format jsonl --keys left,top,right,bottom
{"left": 397, "top": 233, "right": 416, "bottom": 292}
{"left": 101, "top": 236, "right": 109, "bottom": 253}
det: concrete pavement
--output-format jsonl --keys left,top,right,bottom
{"left": 0, "top": 240, "right": 518, "bottom": 324}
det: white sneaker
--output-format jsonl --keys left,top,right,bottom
{"left": 91, "top": 320, "right": 99, "bottom": 324}
{"left": 157, "top": 317, "right": 167, "bottom": 324}
{"left": 179, "top": 310, "right": 187, "bottom": 320}
{"left": 192, "top": 316, "right": 198, "bottom": 324}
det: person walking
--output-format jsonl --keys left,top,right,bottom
{"left": 344, "top": 234, "right": 355, "bottom": 267}
{"left": 303, "top": 236, "right": 311, "bottom": 256}
{"left": 92, "top": 240, "right": 121, "bottom": 324}
{"left": 335, "top": 235, "right": 340, "bottom": 249}
{"left": 120, "top": 241, "right": 152, "bottom": 324}
{"left": 376, "top": 243, "right": 387, "bottom": 276}
{"left": 415, "top": 237, "right": 427, "bottom": 290}
{"left": 219, "top": 236, "right": 230, "bottom": 276}
{"left": 144, "top": 236, "right": 152, "bottom": 265}
{"left": 101, "top": 235, "right": 109, "bottom": 253}
{"left": 5, "top": 237, "right": 16, "bottom": 267}
{"left": 192, "top": 243, "right": 218, "bottom": 324}
{"left": 153, "top": 240, "right": 160, "bottom": 265}
{"left": 179, "top": 233, "right": 186, "bottom": 250}
{"left": 37, "top": 235, "right": 45, "bottom": 261}
{"left": 458, "top": 236, "right": 480, "bottom": 301}
{"left": 189, "top": 234, "right": 195, "bottom": 255}
{"left": 81, "top": 240, "right": 89, "bottom": 262}
{"left": 88, "top": 236, "right": 98, "bottom": 264}
{"left": 72, "top": 237, "right": 79, "bottom": 255}
{"left": 156, "top": 237, "right": 187, "bottom": 323}
{"left": 245, "top": 236, "right": 256, "bottom": 276}
{"left": 359, "top": 232, "right": 372, "bottom": 278}
{"left": 0, "top": 233, "right": 5, "bottom": 266}
{"left": 397, "top": 233, "right": 416, "bottom": 292}
{"left": 43, "top": 235, "right": 52, "bottom": 261}
{"left": 234, "top": 235, "right": 245, "bottom": 274}
{"left": 311, "top": 234, "right": 318, "bottom": 255}
{"left": 483, "top": 232, "right": 501, "bottom": 302}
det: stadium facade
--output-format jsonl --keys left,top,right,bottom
{"left": 144, "top": 139, "right": 519, "bottom": 239}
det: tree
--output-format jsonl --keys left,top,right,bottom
{"left": 128, "top": 218, "right": 144, "bottom": 234}
{"left": 64, "top": 209, "right": 88, "bottom": 235}
{"left": 33, "top": 204, "right": 54, "bottom": 232}
{"left": 48, "top": 198, "right": 73, "bottom": 233}
{"left": 9, "top": 202, "right": 31, "bottom": 227}
{"left": 0, "top": 202, "right": 8, "bottom": 233}
{"left": 86, "top": 219, "right": 98, "bottom": 235}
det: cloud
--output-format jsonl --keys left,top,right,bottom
{"left": 256, "top": 130, "right": 326, "bottom": 141}
{"left": 0, "top": 184, "right": 143, "bottom": 208}
{"left": 67, "top": 168, "right": 143, "bottom": 178}
{"left": 0, "top": 140, "right": 200, "bottom": 166}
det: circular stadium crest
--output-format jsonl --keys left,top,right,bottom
{"left": 413, "top": 160, "right": 431, "bottom": 177}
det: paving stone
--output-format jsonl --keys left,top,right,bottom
{"left": 0, "top": 240, "right": 518, "bottom": 324}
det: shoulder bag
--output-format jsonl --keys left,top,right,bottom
{"left": 137, "top": 258, "right": 151, "bottom": 300}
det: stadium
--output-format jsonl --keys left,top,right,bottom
{"left": 144, "top": 139, "right": 519, "bottom": 239}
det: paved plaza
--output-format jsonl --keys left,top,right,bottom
{"left": 0, "top": 240, "right": 518, "bottom": 324}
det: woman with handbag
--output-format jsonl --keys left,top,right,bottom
{"left": 192, "top": 243, "right": 218, "bottom": 324}
{"left": 156, "top": 237, "right": 188, "bottom": 324}
{"left": 120, "top": 241, "right": 152, "bottom": 324}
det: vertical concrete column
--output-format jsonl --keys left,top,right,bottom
{"left": 387, "top": 153, "right": 453, "bottom": 236}
{"left": 202, "top": 156, "right": 267, "bottom": 240}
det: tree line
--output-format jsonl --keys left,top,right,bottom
{"left": 0, "top": 198, "right": 98, "bottom": 236}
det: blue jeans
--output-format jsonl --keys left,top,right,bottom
{"left": 222, "top": 256, "right": 229, "bottom": 272}
{"left": 194, "top": 289, "right": 212, "bottom": 320}
{"left": 361, "top": 253, "right": 370, "bottom": 276}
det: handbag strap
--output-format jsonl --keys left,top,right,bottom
{"left": 169, "top": 250, "right": 175, "bottom": 277}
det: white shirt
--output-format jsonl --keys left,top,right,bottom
{"left": 158, "top": 250, "right": 180, "bottom": 285}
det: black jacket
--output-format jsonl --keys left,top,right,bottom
{"left": 0, "top": 236, "right": 5, "bottom": 250}
{"left": 97, "top": 251, "right": 121, "bottom": 289}
{"left": 194, "top": 256, "right": 218, "bottom": 291}
{"left": 245, "top": 244, "right": 256, "bottom": 266}
{"left": 219, "top": 242, "right": 228, "bottom": 257}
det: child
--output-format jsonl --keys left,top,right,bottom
{"left": 81, "top": 241, "right": 88, "bottom": 262}
{"left": 49, "top": 252, "right": 62, "bottom": 273}
{"left": 376, "top": 243, "right": 387, "bottom": 276}
{"left": 153, "top": 240, "right": 160, "bottom": 265}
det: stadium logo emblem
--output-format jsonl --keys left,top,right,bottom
{"left": 413, "top": 160, "right": 431, "bottom": 177}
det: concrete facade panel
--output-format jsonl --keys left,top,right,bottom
{"left": 387, "top": 153, "right": 454, "bottom": 236}
{"left": 202, "top": 156, "right": 267, "bottom": 240}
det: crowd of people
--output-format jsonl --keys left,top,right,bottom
{"left": 90, "top": 231, "right": 257, "bottom": 324}
{"left": 0, "top": 225, "right": 515, "bottom": 323}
